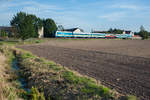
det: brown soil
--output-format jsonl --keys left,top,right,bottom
{"left": 18, "top": 39, "right": 150, "bottom": 100}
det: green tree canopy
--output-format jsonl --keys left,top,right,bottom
{"left": 43, "top": 18, "right": 57, "bottom": 37}
{"left": 10, "top": 12, "right": 43, "bottom": 40}
{"left": 18, "top": 15, "right": 36, "bottom": 40}
{"left": 139, "top": 25, "right": 149, "bottom": 40}
{"left": 57, "top": 25, "right": 64, "bottom": 31}
{"left": 108, "top": 28, "right": 123, "bottom": 34}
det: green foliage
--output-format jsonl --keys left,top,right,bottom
{"left": 21, "top": 52, "right": 35, "bottom": 59}
{"left": 126, "top": 95, "right": 137, "bottom": 100}
{"left": 99, "top": 87, "right": 110, "bottom": 97}
{"left": 62, "top": 71, "right": 94, "bottom": 84}
{"left": 10, "top": 12, "right": 43, "bottom": 40}
{"left": 62, "top": 71, "right": 111, "bottom": 98}
{"left": 108, "top": 28, "right": 123, "bottom": 34}
{"left": 31, "top": 87, "right": 40, "bottom": 100}
{"left": 43, "top": 18, "right": 57, "bottom": 37}
{"left": 30, "top": 87, "right": 46, "bottom": 100}
{"left": 81, "top": 83, "right": 111, "bottom": 98}
{"left": 40, "top": 89, "right": 45, "bottom": 100}
{"left": 10, "top": 12, "right": 58, "bottom": 39}
{"left": 19, "top": 15, "right": 36, "bottom": 40}
{"left": 57, "top": 25, "right": 64, "bottom": 31}
{"left": 0, "top": 29, "right": 8, "bottom": 38}
{"left": 35, "top": 40, "right": 41, "bottom": 43}
{"left": 139, "top": 25, "right": 149, "bottom": 39}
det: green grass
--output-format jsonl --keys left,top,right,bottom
{"left": 126, "top": 95, "right": 137, "bottom": 100}
{"left": 62, "top": 71, "right": 94, "bottom": 84}
{"left": 0, "top": 38, "right": 46, "bottom": 46}
{"left": 20, "top": 52, "right": 36, "bottom": 59}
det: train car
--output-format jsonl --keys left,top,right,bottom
{"left": 56, "top": 31, "right": 73, "bottom": 38}
{"left": 56, "top": 31, "right": 133, "bottom": 39}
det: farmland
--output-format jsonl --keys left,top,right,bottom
{"left": 18, "top": 39, "right": 150, "bottom": 100}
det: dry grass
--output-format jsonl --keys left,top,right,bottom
{"left": 0, "top": 51, "right": 22, "bottom": 100}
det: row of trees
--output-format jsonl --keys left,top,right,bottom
{"left": 94, "top": 26, "right": 149, "bottom": 39}
{"left": 139, "top": 25, "right": 149, "bottom": 39}
{"left": 7, "top": 12, "right": 150, "bottom": 40}
{"left": 108, "top": 28, "right": 124, "bottom": 34}
{"left": 10, "top": 12, "right": 57, "bottom": 40}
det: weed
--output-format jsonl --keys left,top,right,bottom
{"left": 126, "top": 95, "right": 137, "bottom": 100}
{"left": 30, "top": 87, "right": 46, "bottom": 100}
{"left": 35, "top": 40, "right": 42, "bottom": 43}
{"left": 21, "top": 52, "right": 35, "bottom": 59}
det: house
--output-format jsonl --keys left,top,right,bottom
{"left": 0, "top": 26, "right": 14, "bottom": 35}
{"left": 0, "top": 26, "right": 44, "bottom": 38}
{"left": 123, "top": 31, "right": 134, "bottom": 36}
{"left": 63, "top": 28, "right": 84, "bottom": 33}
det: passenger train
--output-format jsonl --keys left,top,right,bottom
{"left": 56, "top": 31, "right": 134, "bottom": 39}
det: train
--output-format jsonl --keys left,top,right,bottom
{"left": 56, "top": 31, "right": 134, "bottom": 39}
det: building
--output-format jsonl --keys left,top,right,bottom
{"left": 123, "top": 31, "right": 134, "bottom": 36}
{"left": 63, "top": 28, "right": 84, "bottom": 33}
{"left": 0, "top": 26, "right": 13, "bottom": 35}
{"left": 38, "top": 27, "right": 44, "bottom": 38}
{"left": 0, "top": 26, "right": 44, "bottom": 38}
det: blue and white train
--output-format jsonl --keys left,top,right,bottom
{"left": 56, "top": 31, "right": 134, "bottom": 39}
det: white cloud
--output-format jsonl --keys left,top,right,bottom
{"left": 99, "top": 12, "right": 127, "bottom": 22}
{"left": 111, "top": 4, "right": 141, "bottom": 10}
{"left": 110, "top": 3, "right": 150, "bottom": 11}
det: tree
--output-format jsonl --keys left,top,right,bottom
{"left": 43, "top": 18, "right": 57, "bottom": 37}
{"left": 18, "top": 15, "right": 36, "bottom": 40}
{"left": 140, "top": 25, "right": 145, "bottom": 32}
{"left": 10, "top": 12, "right": 43, "bottom": 40}
{"left": 10, "top": 12, "right": 27, "bottom": 32}
{"left": 108, "top": 28, "right": 113, "bottom": 33}
{"left": 107, "top": 28, "right": 123, "bottom": 34}
{"left": 57, "top": 25, "right": 64, "bottom": 31}
{"left": 139, "top": 25, "right": 149, "bottom": 40}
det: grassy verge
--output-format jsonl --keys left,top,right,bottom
{"left": 16, "top": 51, "right": 117, "bottom": 100}
{"left": 0, "top": 46, "right": 138, "bottom": 100}
{"left": 0, "top": 38, "right": 46, "bottom": 46}
{"left": 0, "top": 46, "right": 23, "bottom": 100}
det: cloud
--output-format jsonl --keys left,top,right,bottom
{"left": 111, "top": 4, "right": 142, "bottom": 10}
{"left": 112, "top": 4, "right": 140, "bottom": 10}
{"left": 99, "top": 12, "right": 127, "bottom": 22}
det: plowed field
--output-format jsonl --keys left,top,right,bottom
{"left": 18, "top": 39, "right": 150, "bottom": 100}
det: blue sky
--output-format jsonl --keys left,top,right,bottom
{"left": 0, "top": 0, "right": 150, "bottom": 32}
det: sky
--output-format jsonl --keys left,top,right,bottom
{"left": 0, "top": 0, "right": 150, "bottom": 32}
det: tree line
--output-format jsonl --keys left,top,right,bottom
{"left": 0, "top": 12, "right": 150, "bottom": 40}
{"left": 92, "top": 27, "right": 150, "bottom": 39}
{"left": 10, "top": 12, "right": 57, "bottom": 40}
